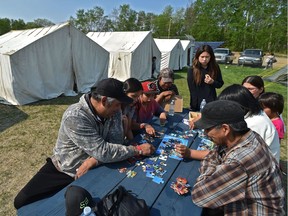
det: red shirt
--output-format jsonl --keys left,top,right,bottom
{"left": 134, "top": 99, "right": 164, "bottom": 123}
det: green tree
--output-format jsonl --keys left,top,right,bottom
{"left": 11, "top": 19, "right": 26, "bottom": 30}
{"left": 0, "top": 18, "right": 11, "bottom": 35}
{"left": 25, "top": 18, "right": 54, "bottom": 29}
{"left": 70, "top": 6, "right": 112, "bottom": 33}
{"left": 152, "top": 6, "right": 173, "bottom": 38}
{"left": 136, "top": 11, "right": 156, "bottom": 31}
{"left": 113, "top": 4, "right": 138, "bottom": 31}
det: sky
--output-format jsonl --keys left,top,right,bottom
{"left": 0, "top": 0, "right": 192, "bottom": 23}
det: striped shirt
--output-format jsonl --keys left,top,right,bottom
{"left": 192, "top": 131, "right": 285, "bottom": 216}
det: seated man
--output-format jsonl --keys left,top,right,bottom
{"left": 14, "top": 78, "right": 155, "bottom": 209}
{"left": 153, "top": 68, "right": 179, "bottom": 107}
{"left": 131, "top": 81, "right": 167, "bottom": 136}
{"left": 191, "top": 100, "right": 285, "bottom": 215}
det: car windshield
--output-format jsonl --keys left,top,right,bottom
{"left": 214, "top": 49, "right": 228, "bottom": 54}
{"left": 244, "top": 50, "right": 261, "bottom": 55}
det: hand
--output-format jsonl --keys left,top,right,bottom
{"left": 75, "top": 157, "right": 98, "bottom": 180}
{"left": 138, "top": 143, "right": 156, "bottom": 156}
{"left": 188, "top": 120, "right": 195, "bottom": 130}
{"left": 145, "top": 124, "right": 156, "bottom": 136}
{"left": 189, "top": 113, "right": 201, "bottom": 129}
{"left": 162, "top": 91, "right": 174, "bottom": 102}
{"left": 175, "top": 144, "right": 191, "bottom": 158}
{"left": 204, "top": 74, "right": 214, "bottom": 84}
{"left": 159, "top": 112, "right": 167, "bottom": 122}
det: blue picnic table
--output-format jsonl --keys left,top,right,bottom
{"left": 18, "top": 109, "right": 203, "bottom": 216}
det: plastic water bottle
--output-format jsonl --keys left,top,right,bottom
{"left": 81, "top": 206, "right": 96, "bottom": 216}
{"left": 168, "top": 100, "right": 175, "bottom": 116}
{"left": 200, "top": 99, "right": 206, "bottom": 113}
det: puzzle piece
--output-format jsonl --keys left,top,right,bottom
{"left": 153, "top": 176, "right": 164, "bottom": 184}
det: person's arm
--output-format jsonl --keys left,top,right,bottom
{"left": 192, "top": 157, "right": 247, "bottom": 208}
{"left": 75, "top": 157, "right": 99, "bottom": 179}
{"left": 155, "top": 91, "right": 174, "bottom": 104}
{"left": 131, "top": 119, "right": 156, "bottom": 136}
{"left": 175, "top": 144, "right": 209, "bottom": 160}
{"left": 211, "top": 65, "right": 224, "bottom": 88}
{"left": 64, "top": 113, "right": 153, "bottom": 163}
{"left": 125, "top": 116, "right": 134, "bottom": 140}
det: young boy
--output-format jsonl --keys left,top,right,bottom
{"left": 132, "top": 81, "right": 167, "bottom": 136}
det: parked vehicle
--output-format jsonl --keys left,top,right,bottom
{"left": 214, "top": 48, "right": 236, "bottom": 64}
{"left": 238, "top": 49, "right": 264, "bottom": 67}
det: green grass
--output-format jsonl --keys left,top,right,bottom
{"left": 0, "top": 64, "right": 287, "bottom": 215}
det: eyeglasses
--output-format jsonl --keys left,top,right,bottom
{"left": 204, "top": 125, "right": 220, "bottom": 135}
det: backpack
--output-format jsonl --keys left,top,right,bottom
{"left": 93, "top": 185, "right": 150, "bottom": 216}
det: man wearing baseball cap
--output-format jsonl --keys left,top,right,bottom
{"left": 14, "top": 78, "right": 155, "bottom": 209}
{"left": 191, "top": 100, "right": 285, "bottom": 215}
{"left": 152, "top": 68, "right": 179, "bottom": 106}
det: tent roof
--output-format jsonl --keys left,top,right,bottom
{"left": 180, "top": 40, "right": 192, "bottom": 50}
{"left": 87, "top": 31, "right": 151, "bottom": 52}
{"left": 0, "top": 22, "right": 69, "bottom": 55}
{"left": 154, "top": 39, "right": 181, "bottom": 52}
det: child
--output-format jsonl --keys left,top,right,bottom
{"left": 122, "top": 78, "right": 143, "bottom": 140}
{"left": 264, "top": 52, "right": 277, "bottom": 69}
{"left": 258, "top": 92, "right": 285, "bottom": 143}
{"left": 132, "top": 81, "right": 167, "bottom": 136}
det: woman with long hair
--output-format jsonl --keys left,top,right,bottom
{"left": 242, "top": 75, "right": 265, "bottom": 98}
{"left": 187, "top": 45, "right": 224, "bottom": 111}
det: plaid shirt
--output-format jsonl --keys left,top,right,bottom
{"left": 192, "top": 131, "right": 285, "bottom": 216}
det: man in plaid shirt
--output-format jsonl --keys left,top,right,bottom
{"left": 192, "top": 100, "right": 285, "bottom": 216}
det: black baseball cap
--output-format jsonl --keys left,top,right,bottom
{"left": 92, "top": 78, "right": 133, "bottom": 104}
{"left": 65, "top": 185, "right": 95, "bottom": 216}
{"left": 195, "top": 100, "right": 246, "bottom": 129}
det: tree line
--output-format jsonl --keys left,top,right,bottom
{"left": 0, "top": 0, "right": 287, "bottom": 53}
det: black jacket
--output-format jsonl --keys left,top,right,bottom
{"left": 187, "top": 65, "right": 224, "bottom": 111}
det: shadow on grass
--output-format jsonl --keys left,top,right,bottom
{"left": 0, "top": 104, "right": 28, "bottom": 133}
{"left": 28, "top": 94, "right": 83, "bottom": 106}
{"left": 0, "top": 94, "right": 83, "bottom": 133}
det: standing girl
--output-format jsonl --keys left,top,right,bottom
{"left": 187, "top": 45, "right": 224, "bottom": 111}
{"left": 258, "top": 92, "right": 285, "bottom": 143}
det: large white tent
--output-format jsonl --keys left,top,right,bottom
{"left": 87, "top": 31, "right": 161, "bottom": 81}
{"left": 180, "top": 40, "right": 194, "bottom": 67}
{"left": 0, "top": 22, "right": 109, "bottom": 105}
{"left": 154, "top": 39, "right": 183, "bottom": 71}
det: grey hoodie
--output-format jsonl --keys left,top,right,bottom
{"left": 51, "top": 94, "right": 135, "bottom": 177}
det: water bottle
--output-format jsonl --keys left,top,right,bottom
{"left": 200, "top": 99, "right": 206, "bottom": 113}
{"left": 168, "top": 100, "right": 175, "bottom": 116}
{"left": 81, "top": 206, "right": 96, "bottom": 216}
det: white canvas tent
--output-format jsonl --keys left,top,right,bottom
{"left": 0, "top": 22, "right": 109, "bottom": 105}
{"left": 87, "top": 31, "right": 161, "bottom": 81}
{"left": 154, "top": 39, "right": 183, "bottom": 71}
{"left": 180, "top": 40, "right": 194, "bottom": 67}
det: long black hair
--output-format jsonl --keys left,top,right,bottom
{"left": 218, "top": 84, "right": 262, "bottom": 117}
{"left": 123, "top": 78, "right": 143, "bottom": 93}
{"left": 192, "top": 44, "right": 219, "bottom": 85}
